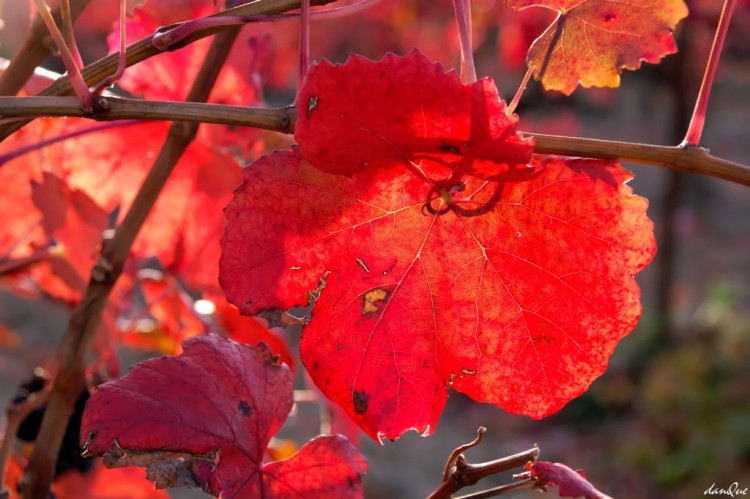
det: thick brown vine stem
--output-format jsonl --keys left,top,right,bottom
{"left": 0, "top": 385, "right": 51, "bottom": 496}
{"left": 1, "top": 97, "right": 748, "bottom": 186}
{"left": 427, "top": 439, "right": 541, "bottom": 499}
{"left": 0, "top": 0, "right": 92, "bottom": 96}
{"left": 0, "top": 96, "right": 296, "bottom": 134}
{"left": 530, "top": 133, "right": 750, "bottom": 187}
{"left": 19, "top": 27, "right": 241, "bottom": 499}
{"left": 0, "top": 0, "right": 337, "bottom": 142}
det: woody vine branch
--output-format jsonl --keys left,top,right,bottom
{"left": 0, "top": 95, "right": 748, "bottom": 187}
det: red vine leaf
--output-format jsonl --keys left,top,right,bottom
{"left": 295, "top": 50, "right": 534, "bottom": 180}
{"left": 215, "top": 302, "right": 296, "bottom": 373}
{"left": 30, "top": 172, "right": 108, "bottom": 303}
{"left": 0, "top": 118, "right": 241, "bottom": 298}
{"left": 505, "top": 0, "right": 689, "bottom": 94}
{"left": 526, "top": 461, "right": 613, "bottom": 499}
{"left": 53, "top": 461, "right": 169, "bottom": 499}
{"left": 220, "top": 148, "right": 655, "bottom": 441}
{"left": 81, "top": 334, "right": 366, "bottom": 498}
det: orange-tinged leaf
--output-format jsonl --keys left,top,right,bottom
{"left": 220, "top": 148, "right": 656, "bottom": 440}
{"left": 506, "top": 0, "right": 689, "bottom": 94}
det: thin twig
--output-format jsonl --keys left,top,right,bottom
{"left": 93, "top": 0, "right": 127, "bottom": 94}
{"left": 0, "top": 120, "right": 142, "bottom": 166}
{"left": 0, "top": 246, "right": 55, "bottom": 276}
{"left": 33, "top": 0, "right": 92, "bottom": 111}
{"left": 443, "top": 427, "right": 486, "bottom": 481}
{"left": 428, "top": 440, "right": 540, "bottom": 499}
{"left": 453, "top": 477, "right": 537, "bottom": 499}
{"left": 0, "top": 0, "right": 338, "bottom": 142}
{"left": 0, "top": 0, "right": 92, "bottom": 96}
{"left": 682, "top": 0, "right": 736, "bottom": 145}
{"left": 19, "top": 28, "right": 241, "bottom": 499}
{"left": 59, "top": 0, "right": 83, "bottom": 68}
{"left": 452, "top": 0, "right": 477, "bottom": 84}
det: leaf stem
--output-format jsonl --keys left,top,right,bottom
{"left": 682, "top": 0, "right": 736, "bottom": 146}
{"left": 59, "top": 0, "right": 83, "bottom": 68}
{"left": 506, "top": 65, "right": 534, "bottom": 115}
{"left": 93, "top": 0, "right": 127, "bottom": 94}
{"left": 19, "top": 28, "right": 241, "bottom": 499}
{"left": 0, "top": 0, "right": 92, "bottom": 96}
{"left": 298, "top": 0, "right": 311, "bottom": 101}
{"left": 33, "top": 0, "right": 92, "bottom": 112}
{"left": 151, "top": 14, "right": 294, "bottom": 50}
{"left": 452, "top": 0, "right": 477, "bottom": 84}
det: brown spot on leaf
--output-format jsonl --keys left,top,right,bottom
{"left": 362, "top": 288, "right": 389, "bottom": 316}
{"left": 237, "top": 400, "right": 253, "bottom": 417}
{"left": 353, "top": 390, "right": 369, "bottom": 415}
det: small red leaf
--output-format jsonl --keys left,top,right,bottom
{"left": 30, "top": 172, "right": 108, "bottom": 303}
{"left": 295, "top": 50, "right": 534, "bottom": 180}
{"left": 263, "top": 435, "right": 368, "bottom": 498}
{"left": 220, "top": 148, "right": 655, "bottom": 440}
{"left": 52, "top": 461, "right": 169, "bottom": 499}
{"left": 526, "top": 461, "right": 613, "bottom": 499}
{"left": 81, "top": 334, "right": 365, "bottom": 498}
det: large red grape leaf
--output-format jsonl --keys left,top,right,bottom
{"left": 81, "top": 334, "right": 366, "bottom": 498}
{"left": 220, "top": 148, "right": 655, "bottom": 441}
{"left": 505, "top": 0, "right": 689, "bottom": 94}
{"left": 294, "top": 50, "right": 534, "bottom": 180}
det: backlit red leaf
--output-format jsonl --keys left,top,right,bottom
{"left": 295, "top": 50, "right": 534, "bottom": 180}
{"left": 81, "top": 334, "right": 366, "bottom": 498}
{"left": 52, "top": 461, "right": 169, "bottom": 499}
{"left": 505, "top": 0, "right": 689, "bottom": 94}
{"left": 220, "top": 148, "right": 655, "bottom": 440}
{"left": 30, "top": 172, "right": 108, "bottom": 303}
{"left": 0, "top": 118, "right": 241, "bottom": 298}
